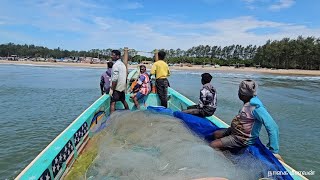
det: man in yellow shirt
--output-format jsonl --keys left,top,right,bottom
{"left": 150, "top": 51, "right": 170, "bottom": 107}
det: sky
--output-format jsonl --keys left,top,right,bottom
{"left": 1, "top": 0, "right": 320, "bottom": 52}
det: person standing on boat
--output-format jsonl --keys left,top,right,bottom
{"left": 210, "top": 80, "right": 282, "bottom": 159}
{"left": 109, "top": 50, "right": 129, "bottom": 113}
{"left": 183, "top": 73, "right": 217, "bottom": 117}
{"left": 100, "top": 61, "right": 113, "bottom": 95}
{"left": 150, "top": 51, "right": 170, "bottom": 108}
{"left": 130, "top": 65, "right": 151, "bottom": 109}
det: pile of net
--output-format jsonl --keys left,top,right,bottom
{"left": 85, "top": 111, "right": 264, "bottom": 180}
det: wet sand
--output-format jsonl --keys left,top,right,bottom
{"left": 1, "top": 60, "right": 320, "bottom": 76}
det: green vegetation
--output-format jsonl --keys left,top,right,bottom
{"left": 1, "top": 36, "right": 320, "bottom": 70}
{"left": 0, "top": 43, "right": 128, "bottom": 60}
{"left": 254, "top": 36, "right": 320, "bottom": 70}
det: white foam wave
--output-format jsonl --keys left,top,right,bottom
{"left": 171, "top": 71, "right": 320, "bottom": 82}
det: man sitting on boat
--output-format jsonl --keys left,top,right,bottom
{"left": 130, "top": 65, "right": 151, "bottom": 109}
{"left": 183, "top": 73, "right": 217, "bottom": 117}
{"left": 210, "top": 80, "right": 282, "bottom": 159}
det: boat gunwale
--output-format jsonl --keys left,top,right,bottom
{"left": 15, "top": 95, "right": 109, "bottom": 179}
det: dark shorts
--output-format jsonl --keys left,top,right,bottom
{"left": 104, "top": 88, "right": 110, "bottom": 94}
{"left": 219, "top": 128, "right": 246, "bottom": 149}
{"left": 111, "top": 90, "right": 125, "bottom": 102}
{"left": 183, "top": 105, "right": 216, "bottom": 117}
{"left": 136, "top": 92, "right": 146, "bottom": 101}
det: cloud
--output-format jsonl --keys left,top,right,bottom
{"left": 242, "top": 0, "right": 256, "bottom": 3}
{"left": 0, "top": 1, "right": 318, "bottom": 51}
{"left": 76, "top": 16, "right": 320, "bottom": 51}
{"left": 269, "top": 0, "right": 295, "bottom": 10}
{"left": 93, "top": 17, "right": 112, "bottom": 30}
{"left": 121, "top": 2, "right": 143, "bottom": 9}
{"left": 246, "top": 5, "right": 257, "bottom": 10}
{"left": 242, "top": 0, "right": 295, "bottom": 11}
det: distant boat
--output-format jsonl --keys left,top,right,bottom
{"left": 16, "top": 68, "right": 307, "bottom": 180}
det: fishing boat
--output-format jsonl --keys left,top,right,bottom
{"left": 16, "top": 51, "right": 308, "bottom": 180}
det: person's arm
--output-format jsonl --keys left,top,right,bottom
{"left": 167, "top": 65, "right": 171, "bottom": 77}
{"left": 253, "top": 107, "right": 280, "bottom": 154}
{"left": 132, "top": 83, "right": 141, "bottom": 92}
{"left": 150, "top": 63, "right": 156, "bottom": 75}
{"left": 100, "top": 76, "right": 105, "bottom": 95}
{"left": 198, "top": 88, "right": 206, "bottom": 108}
{"left": 133, "top": 75, "right": 145, "bottom": 92}
{"left": 111, "top": 65, "right": 119, "bottom": 91}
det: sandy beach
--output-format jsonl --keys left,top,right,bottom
{"left": 1, "top": 60, "right": 320, "bottom": 76}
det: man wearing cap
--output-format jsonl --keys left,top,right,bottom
{"left": 183, "top": 73, "right": 217, "bottom": 117}
{"left": 210, "top": 80, "right": 282, "bottom": 160}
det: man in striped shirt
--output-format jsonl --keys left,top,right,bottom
{"left": 130, "top": 65, "right": 151, "bottom": 109}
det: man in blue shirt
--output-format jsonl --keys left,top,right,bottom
{"left": 210, "top": 80, "right": 282, "bottom": 160}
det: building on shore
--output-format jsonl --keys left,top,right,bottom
{"left": 141, "top": 60, "right": 152, "bottom": 65}
{"left": 7, "top": 55, "right": 18, "bottom": 61}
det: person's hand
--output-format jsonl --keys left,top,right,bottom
{"left": 273, "top": 153, "right": 284, "bottom": 162}
{"left": 109, "top": 89, "right": 113, "bottom": 97}
{"left": 133, "top": 89, "right": 139, "bottom": 93}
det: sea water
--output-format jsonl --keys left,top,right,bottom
{"left": 0, "top": 64, "right": 319, "bottom": 179}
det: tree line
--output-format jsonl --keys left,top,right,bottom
{"left": 1, "top": 36, "right": 320, "bottom": 70}
{"left": 254, "top": 36, "right": 320, "bottom": 70}
{"left": 0, "top": 43, "right": 139, "bottom": 60}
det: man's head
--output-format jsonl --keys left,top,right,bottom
{"left": 140, "top": 65, "right": 146, "bottom": 73}
{"left": 201, "top": 73, "right": 212, "bottom": 85}
{"left": 107, "top": 61, "right": 113, "bottom": 69}
{"left": 238, "top": 79, "right": 257, "bottom": 102}
{"left": 158, "top": 51, "right": 166, "bottom": 60}
{"left": 111, "top": 50, "right": 121, "bottom": 61}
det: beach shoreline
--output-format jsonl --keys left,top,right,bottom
{"left": 1, "top": 60, "right": 320, "bottom": 76}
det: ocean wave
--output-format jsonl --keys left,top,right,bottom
{"left": 259, "top": 75, "right": 320, "bottom": 82}
{"left": 171, "top": 70, "right": 320, "bottom": 82}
